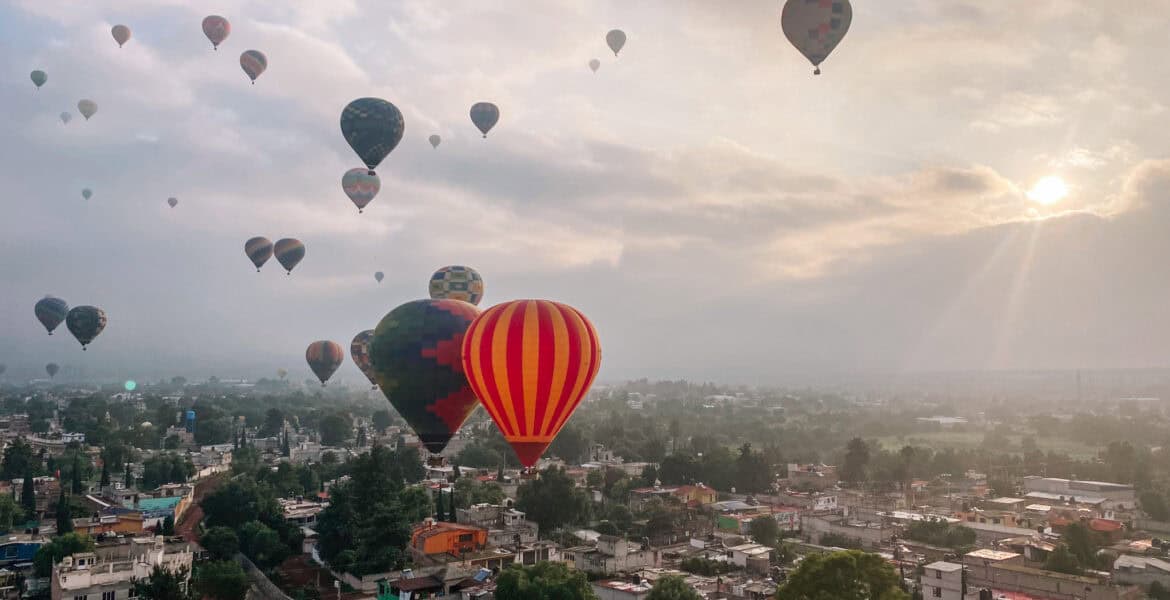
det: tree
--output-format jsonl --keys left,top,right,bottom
{"left": 34, "top": 533, "right": 94, "bottom": 576}
{"left": 516, "top": 468, "right": 589, "bottom": 533}
{"left": 21, "top": 467, "right": 36, "bottom": 517}
{"left": 55, "top": 489, "right": 73, "bottom": 534}
{"left": 2, "top": 439, "right": 36, "bottom": 480}
{"left": 201, "top": 527, "right": 240, "bottom": 561}
{"left": 735, "top": 443, "right": 772, "bottom": 494}
{"left": 125, "top": 463, "right": 135, "bottom": 488}
{"left": 100, "top": 462, "right": 111, "bottom": 487}
{"left": 195, "top": 560, "right": 248, "bottom": 600}
{"left": 132, "top": 564, "right": 192, "bottom": 600}
{"left": 70, "top": 455, "right": 84, "bottom": 495}
{"left": 749, "top": 516, "right": 781, "bottom": 548}
{"left": 495, "top": 562, "right": 596, "bottom": 600}
{"left": 646, "top": 575, "right": 702, "bottom": 600}
{"left": 776, "top": 550, "right": 909, "bottom": 600}
{"left": 282, "top": 431, "right": 291, "bottom": 457}
{"left": 1143, "top": 490, "right": 1170, "bottom": 522}
{"left": 161, "top": 515, "right": 175, "bottom": 536}
{"left": 548, "top": 424, "right": 588, "bottom": 463}
{"left": 262, "top": 408, "right": 286, "bottom": 437}
{"left": 372, "top": 409, "right": 393, "bottom": 434}
{"left": 318, "top": 414, "right": 352, "bottom": 446}
{"left": 842, "top": 438, "right": 870, "bottom": 486}
{"left": 1063, "top": 522, "right": 1103, "bottom": 570}
{"left": 436, "top": 490, "right": 448, "bottom": 522}
{"left": 0, "top": 495, "right": 17, "bottom": 534}
{"left": 1045, "top": 544, "right": 1083, "bottom": 575}
{"left": 239, "top": 521, "right": 287, "bottom": 570}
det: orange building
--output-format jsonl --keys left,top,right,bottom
{"left": 410, "top": 520, "right": 488, "bottom": 559}
{"left": 675, "top": 484, "right": 718, "bottom": 507}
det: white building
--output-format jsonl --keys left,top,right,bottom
{"left": 51, "top": 537, "right": 193, "bottom": 600}
{"left": 920, "top": 561, "right": 964, "bottom": 600}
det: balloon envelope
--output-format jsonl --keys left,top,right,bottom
{"left": 277, "top": 368, "right": 288, "bottom": 379}
{"left": 35, "top": 296, "right": 69, "bottom": 335}
{"left": 202, "top": 15, "right": 231, "bottom": 49}
{"left": 240, "top": 50, "right": 267, "bottom": 82}
{"left": 781, "top": 0, "right": 852, "bottom": 74}
{"left": 370, "top": 299, "right": 481, "bottom": 454}
{"left": 606, "top": 29, "right": 626, "bottom": 56}
{"left": 589, "top": 59, "right": 600, "bottom": 73}
{"left": 112, "top": 25, "right": 131, "bottom": 47}
{"left": 469, "top": 103, "right": 500, "bottom": 138}
{"left": 245, "top": 237, "right": 273, "bottom": 271}
{"left": 374, "top": 271, "right": 384, "bottom": 283}
{"left": 341, "top": 168, "right": 381, "bottom": 212}
{"left": 30, "top": 70, "right": 47, "bottom": 88}
{"left": 66, "top": 305, "right": 107, "bottom": 349}
{"left": 340, "top": 98, "right": 405, "bottom": 174}
{"left": 81, "top": 189, "right": 92, "bottom": 200}
{"left": 167, "top": 197, "right": 178, "bottom": 208}
{"left": 46, "top": 363, "right": 60, "bottom": 379}
{"left": 429, "top": 266, "right": 484, "bottom": 306}
{"left": 78, "top": 100, "right": 97, "bottom": 120}
{"left": 306, "top": 341, "right": 344, "bottom": 385}
{"left": 462, "top": 300, "right": 601, "bottom": 467}
{"left": 60, "top": 112, "right": 72, "bottom": 124}
{"left": 350, "top": 330, "right": 377, "bottom": 387}
{"left": 274, "top": 238, "right": 305, "bottom": 274}
{"left": 428, "top": 134, "right": 441, "bottom": 149}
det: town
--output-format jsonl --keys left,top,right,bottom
{"left": 0, "top": 374, "right": 1167, "bottom": 599}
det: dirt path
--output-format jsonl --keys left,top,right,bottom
{"left": 176, "top": 474, "right": 225, "bottom": 543}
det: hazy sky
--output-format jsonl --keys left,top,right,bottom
{"left": 4, "top": 0, "right": 1170, "bottom": 384}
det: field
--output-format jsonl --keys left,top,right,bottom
{"left": 873, "top": 431, "right": 1101, "bottom": 460}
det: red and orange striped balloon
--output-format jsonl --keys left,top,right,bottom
{"left": 462, "top": 300, "right": 601, "bottom": 467}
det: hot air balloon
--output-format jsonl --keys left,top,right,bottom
{"left": 277, "top": 368, "right": 288, "bottom": 380}
{"left": 340, "top": 98, "right": 404, "bottom": 176}
{"left": 167, "top": 197, "right": 178, "bottom": 208}
{"left": 781, "top": 0, "right": 853, "bottom": 75}
{"left": 30, "top": 70, "right": 47, "bottom": 89}
{"left": 350, "top": 330, "right": 377, "bottom": 389}
{"left": 306, "top": 341, "right": 344, "bottom": 386}
{"left": 240, "top": 50, "right": 267, "bottom": 84}
{"left": 202, "top": 15, "right": 231, "bottom": 50}
{"left": 274, "top": 238, "right": 305, "bottom": 274}
{"left": 469, "top": 103, "right": 499, "bottom": 138}
{"left": 78, "top": 100, "right": 97, "bottom": 120}
{"left": 46, "top": 363, "right": 60, "bottom": 379}
{"left": 462, "top": 300, "right": 601, "bottom": 467}
{"left": 370, "top": 299, "right": 481, "bottom": 454}
{"left": 81, "top": 189, "right": 92, "bottom": 200}
{"left": 35, "top": 296, "right": 69, "bottom": 335}
{"left": 589, "top": 59, "right": 600, "bottom": 73}
{"left": 374, "top": 271, "right": 384, "bottom": 283}
{"left": 60, "top": 112, "right": 72, "bottom": 125}
{"left": 429, "top": 266, "right": 484, "bottom": 306}
{"left": 341, "top": 168, "right": 380, "bottom": 213}
{"left": 245, "top": 237, "right": 274, "bottom": 272}
{"left": 112, "top": 25, "right": 131, "bottom": 48}
{"left": 66, "top": 305, "right": 107, "bottom": 350}
{"left": 606, "top": 29, "right": 627, "bottom": 56}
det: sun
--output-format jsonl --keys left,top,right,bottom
{"left": 1027, "top": 176, "right": 1069, "bottom": 206}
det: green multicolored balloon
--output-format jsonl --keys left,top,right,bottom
{"left": 30, "top": 70, "right": 47, "bottom": 89}
{"left": 240, "top": 50, "right": 267, "bottom": 84}
{"left": 340, "top": 98, "right": 404, "bottom": 175}
{"left": 35, "top": 296, "right": 69, "bottom": 335}
{"left": 274, "top": 238, "right": 305, "bottom": 274}
{"left": 370, "top": 299, "right": 481, "bottom": 453}
{"left": 245, "top": 237, "right": 273, "bottom": 272}
{"left": 66, "top": 305, "right": 106, "bottom": 350}
{"left": 470, "top": 102, "right": 499, "bottom": 138}
{"left": 306, "top": 340, "right": 344, "bottom": 386}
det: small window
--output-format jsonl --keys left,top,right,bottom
{"left": 935, "top": 570, "right": 942, "bottom": 579}
{"left": 102, "top": 592, "right": 116, "bottom": 600}
{"left": 932, "top": 586, "right": 942, "bottom": 598}
{"left": 74, "top": 595, "right": 88, "bottom": 600}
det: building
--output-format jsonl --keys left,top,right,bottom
{"left": 786, "top": 464, "right": 838, "bottom": 491}
{"left": 629, "top": 484, "right": 717, "bottom": 512}
{"left": 1113, "top": 555, "right": 1170, "bottom": 589}
{"left": 801, "top": 514, "right": 893, "bottom": 549}
{"left": 50, "top": 536, "right": 193, "bottom": 600}
{"left": 410, "top": 520, "right": 489, "bottom": 560}
{"left": 592, "top": 579, "right": 653, "bottom": 600}
{"left": 454, "top": 503, "right": 539, "bottom": 547}
{"left": 280, "top": 498, "right": 325, "bottom": 527}
{"left": 920, "top": 561, "right": 964, "bottom": 600}
{"left": 563, "top": 535, "right": 660, "bottom": 575}
{"left": 1022, "top": 477, "right": 1136, "bottom": 510}
{"left": 727, "top": 543, "right": 772, "bottom": 574}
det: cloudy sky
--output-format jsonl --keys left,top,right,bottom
{"left": 3, "top": 0, "right": 1170, "bottom": 384}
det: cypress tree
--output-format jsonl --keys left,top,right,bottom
{"left": 100, "top": 463, "right": 111, "bottom": 487}
{"left": 20, "top": 468, "right": 36, "bottom": 518}
{"left": 70, "top": 456, "right": 83, "bottom": 495}
{"left": 55, "top": 489, "right": 73, "bottom": 534}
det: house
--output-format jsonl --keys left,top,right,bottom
{"left": 1114, "top": 555, "right": 1170, "bottom": 588}
{"left": 593, "top": 579, "right": 653, "bottom": 600}
{"left": 630, "top": 484, "right": 716, "bottom": 511}
{"left": 563, "top": 535, "right": 659, "bottom": 575}
{"left": 1022, "top": 477, "right": 1136, "bottom": 510}
{"left": 410, "top": 520, "right": 489, "bottom": 560}
{"left": 50, "top": 537, "right": 193, "bottom": 600}
{"left": 920, "top": 561, "right": 964, "bottom": 600}
{"left": 280, "top": 498, "right": 325, "bottom": 527}
{"left": 786, "top": 464, "right": 839, "bottom": 491}
{"left": 454, "top": 503, "right": 539, "bottom": 547}
{"left": 726, "top": 543, "right": 771, "bottom": 574}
